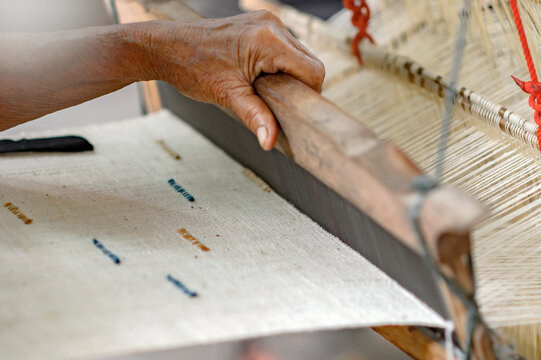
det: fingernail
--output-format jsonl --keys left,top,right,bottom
{"left": 257, "top": 126, "right": 268, "bottom": 148}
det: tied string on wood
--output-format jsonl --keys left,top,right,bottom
{"left": 408, "top": 1, "right": 497, "bottom": 358}
{"left": 509, "top": 0, "right": 541, "bottom": 150}
{"left": 343, "top": 0, "right": 374, "bottom": 64}
{"left": 513, "top": 76, "right": 541, "bottom": 146}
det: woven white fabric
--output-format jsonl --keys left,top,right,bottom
{"left": 0, "top": 110, "right": 445, "bottom": 359}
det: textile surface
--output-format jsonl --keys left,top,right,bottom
{"left": 0, "top": 110, "right": 445, "bottom": 359}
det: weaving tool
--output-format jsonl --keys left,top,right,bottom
{"left": 113, "top": 0, "right": 541, "bottom": 358}
{"left": 0, "top": 136, "right": 94, "bottom": 153}
{"left": 239, "top": 0, "right": 541, "bottom": 358}
{"left": 2, "top": 0, "right": 537, "bottom": 359}
{"left": 111, "top": 1, "right": 528, "bottom": 359}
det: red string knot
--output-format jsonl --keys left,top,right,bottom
{"left": 512, "top": 76, "right": 541, "bottom": 145}
{"left": 343, "top": 0, "right": 374, "bottom": 64}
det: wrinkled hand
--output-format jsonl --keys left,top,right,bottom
{"left": 147, "top": 11, "right": 325, "bottom": 150}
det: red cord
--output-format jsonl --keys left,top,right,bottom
{"left": 343, "top": 0, "right": 374, "bottom": 64}
{"left": 509, "top": 0, "right": 541, "bottom": 148}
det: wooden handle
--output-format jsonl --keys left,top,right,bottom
{"left": 255, "top": 74, "right": 485, "bottom": 261}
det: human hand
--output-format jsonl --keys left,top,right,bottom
{"left": 144, "top": 11, "right": 325, "bottom": 150}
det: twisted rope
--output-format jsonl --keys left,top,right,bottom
{"left": 408, "top": 1, "right": 487, "bottom": 358}
{"left": 343, "top": 0, "right": 374, "bottom": 64}
{"left": 509, "top": 0, "right": 541, "bottom": 149}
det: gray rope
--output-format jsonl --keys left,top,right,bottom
{"left": 434, "top": 3, "right": 472, "bottom": 182}
{"left": 408, "top": 179, "right": 480, "bottom": 359}
{"left": 408, "top": 1, "right": 483, "bottom": 359}
{"left": 109, "top": 0, "right": 120, "bottom": 25}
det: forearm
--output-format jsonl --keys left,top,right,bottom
{"left": 0, "top": 12, "right": 324, "bottom": 150}
{"left": 0, "top": 22, "right": 158, "bottom": 130}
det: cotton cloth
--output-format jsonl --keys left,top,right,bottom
{"left": 0, "top": 110, "right": 446, "bottom": 359}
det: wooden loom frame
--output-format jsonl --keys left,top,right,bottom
{"left": 113, "top": 0, "right": 503, "bottom": 358}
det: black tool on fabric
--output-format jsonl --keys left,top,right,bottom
{"left": 0, "top": 136, "right": 94, "bottom": 154}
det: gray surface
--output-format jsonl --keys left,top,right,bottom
{"left": 179, "top": 0, "right": 342, "bottom": 19}
{"left": 0, "top": 0, "right": 111, "bottom": 32}
{"left": 109, "top": 328, "right": 411, "bottom": 360}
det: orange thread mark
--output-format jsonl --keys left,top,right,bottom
{"left": 177, "top": 228, "right": 210, "bottom": 252}
{"left": 242, "top": 168, "right": 271, "bottom": 193}
{"left": 156, "top": 139, "right": 181, "bottom": 160}
{"left": 4, "top": 202, "right": 33, "bottom": 224}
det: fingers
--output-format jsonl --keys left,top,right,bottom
{"left": 230, "top": 15, "right": 323, "bottom": 151}
{"left": 283, "top": 29, "right": 319, "bottom": 64}
{"left": 228, "top": 87, "right": 278, "bottom": 151}
{"left": 252, "top": 18, "right": 325, "bottom": 93}
{"left": 270, "top": 47, "right": 325, "bottom": 93}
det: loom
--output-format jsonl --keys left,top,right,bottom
{"left": 0, "top": 0, "right": 538, "bottom": 359}
{"left": 115, "top": 0, "right": 540, "bottom": 358}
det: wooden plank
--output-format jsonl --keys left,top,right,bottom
{"left": 374, "top": 326, "right": 448, "bottom": 360}
{"left": 254, "top": 74, "right": 495, "bottom": 359}
{"left": 254, "top": 74, "right": 483, "bottom": 260}
{"left": 114, "top": 1, "right": 495, "bottom": 358}
{"left": 140, "top": 80, "right": 162, "bottom": 113}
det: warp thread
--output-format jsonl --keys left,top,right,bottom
{"left": 509, "top": 0, "right": 541, "bottom": 150}
{"left": 343, "top": 0, "right": 374, "bottom": 64}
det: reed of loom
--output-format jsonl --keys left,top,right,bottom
{"left": 115, "top": 0, "right": 532, "bottom": 358}
{"left": 241, "top": 0, "right": 541, "bottom": 359}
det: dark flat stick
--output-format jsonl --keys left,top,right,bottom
{"left": 0, "top": 136, "right": 94, "bottom": 154}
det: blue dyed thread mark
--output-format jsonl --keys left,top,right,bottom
{"left": 92, "top": 238, "right": 121, "bottom": 265}
{"left": 167, "top": 274, "right": 198, "bottom": 298}
{"left": 168, "top": 178, "right": 195, "bottom": 202}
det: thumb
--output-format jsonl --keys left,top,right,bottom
{"left": 229, "top": 89, "right": 278, "bottom": 151}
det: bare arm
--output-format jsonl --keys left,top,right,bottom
{"left": 0, "top": 11, "right": 324, "bottom": 150}
{"left": 0, "top": 25, "right": 145, "bottom": 129}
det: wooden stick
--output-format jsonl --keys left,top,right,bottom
{"left": 255, "top": 73, "right": 496, "bottom": 359}
{"left": 140, "top": 80, "right": 162, "bottom": 113}
{"left": 374, "top": 326, "right": 449, "bottom": 360}
{"left": 115, "top": 1, "right": 494, "bottom": 358}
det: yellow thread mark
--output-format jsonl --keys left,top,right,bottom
{"left": 156, "top": 139, "right": 181, "bottom": 160}
{"left": 242, "top": 168, "right": 271, "bottom": 193}
{"left": 4, "top": 202, "right": 33, "bottom": 224}
{"left": 177, "top": 228, "right": 210, "bottom": 252}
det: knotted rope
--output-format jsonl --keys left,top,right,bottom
{"left": 407, "top": 1, "right": 488, "bottom": 358}
{"left": 343, "top": 0, "right": 374, "bottom": 64}
{"left": 509, "top": 0, "right": 541, "bottom": 149}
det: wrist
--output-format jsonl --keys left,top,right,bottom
{"left": 114, "top": 21, "right": 164, "bottom": 82}
{"left": 123, "top": 20, "right": 190, "bottom": 82}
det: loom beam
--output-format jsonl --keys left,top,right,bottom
{"left": 115, "top": 0, "right": 498, "bottom": 358}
